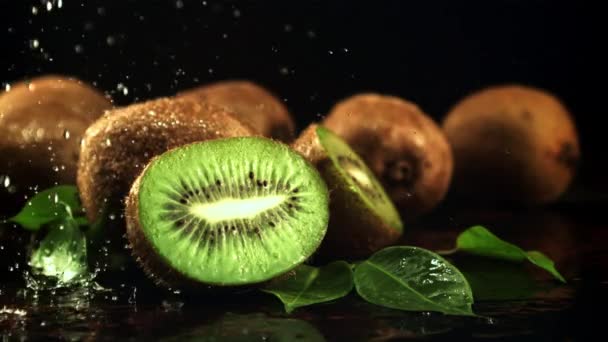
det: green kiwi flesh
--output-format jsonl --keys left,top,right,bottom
{"left": 292, "top": 125, "right": 403, "bottom": 258}
{"left": 126, "top": 137, "right": 329, "bottom": 287}
{"left": 316, "top": 126, "right": 402, "bottom": 232}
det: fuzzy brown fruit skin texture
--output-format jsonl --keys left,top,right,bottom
{"left": 178, "top": 80, "right": 295, "bottom": 142}
{"left": 292, "top": 124, "right": 401, "bottom": 259}
{"left": 77, "top": 97, "right": 256, "bottom": 224}
{"left": 0, "top": 75, "right": 111, "bottom": 214}
{"left": 323, "top": 94, "right": 453, "bottom": 220}
{"left": 442, "top": 85, "right": 580, "bottom": 205}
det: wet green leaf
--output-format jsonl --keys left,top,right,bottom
{"left": 10, "top": 185, "right": 83, "bottom": 230}
{"left": 29, "top": 217, "right": 89, "bottom": 284}
{"left": 455, "top": 226, "right": 566, "bottom": 283}
{"left": 354, "top": 246, "right": 474, "bottom": 316}
{"left": 263, "top": 261, "right": 353, "bottom": 313}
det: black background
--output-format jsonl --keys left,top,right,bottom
{"left": 1, "top": 0, "right": 605, "bottom": 193}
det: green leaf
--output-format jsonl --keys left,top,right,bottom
{"left": 29, "top": 217, "right": 89, "bottom": 284}
{"left": 262, "top": 261, "right": 353, "bottom": 313}
{"left": 455, "top": 226, "right": 566, "bottom": 283}
{"left": 10, "top": 185, "right": 83, "bottom": 230}
{"left": 354, "top": 246, "right": 474, "bottom": 316}
{"left": 526, "top": 250, "right": 566, "bottom": 283}
{"left": 456, "top": 225, "right": 526, "bottom": 262}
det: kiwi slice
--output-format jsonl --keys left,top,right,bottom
{"left": 126, "top": 137, "right": 329, "bottom": 287}
{"left": 77, "top": 97, "right": 256, "bottom": 224}
{"left": 292, "top": 124, "right": 403, "bottom": 259}
{"left": 179, "top": 80, "right": 296, "bottom": 142}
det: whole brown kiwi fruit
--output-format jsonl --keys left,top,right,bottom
{"left": 178, "top": 80, "right": 295, "bottom": 142}
{"left": 0, "top": 75, "right": 111, "bottom": 214}
{"left": 77, "top": 97, "right": 256, "bottom": 224}
{"left": 323, "top": 93, "right": 453, "bottom": 220}
{"left": 442, "top": 85, "right": 580, "bottom": 205}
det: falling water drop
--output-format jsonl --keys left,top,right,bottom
{"left": 30, "top": 39, "right": 40, "bottom": 49}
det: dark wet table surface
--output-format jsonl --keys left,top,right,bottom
{"left": 1, "top": 198, "right": 607, "bottom": 341}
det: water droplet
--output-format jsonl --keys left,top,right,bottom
{"left": 63, "top": 129, "right": 71, "bottom": 139}
{"left": 108, "top": 213, "right": 116, "bottom": 221}
{"left": 30, "top": 39, "right": 40, "bottom": 49}
{"left": 328, "top": 50, "right": 334, "bottom": 55}
{"left": 279, "top": 66, "right": 289, "bottom": 75}
{"left": 233, "top": 9, "right": 241, "bottom": 18}
{"left": 284, "top": 24, "right": 293, "bottom": 32}
{"left": 175, "top": 0, "right": 184, "bottom": 9}
{"left": 52, "top": 165, "right": 59, "bottom": 172}
{"left": 4, "top": 83, "right": 10, "bottom": 92}
{"left": 106, "top": 36, "right": 116, "bottom": 46}
{"left": 32, "top": 6, "right": 38, "bottom": 15}
{"left": 105, "top": 138, "right": 112, "bottom": 147}
{"left": 116, "top": 83, "right": 129, "bottom": 95}
{"left": 3, "top": 175, "right": 10, "bottom": 188}
{"left": 46, "top": 1, "right": 53, "bottom": 11}
{"left": 74, "top": 44, "right": 83, "bottom": 54}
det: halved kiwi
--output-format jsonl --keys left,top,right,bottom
{"left": 178, "top": 80, "right": 296, "bottom": 142}
{"left": 292, "top": 124, "right": 403, "bottom": 259}
{"left": 126, "top": 137, "right": 329, "bottom": 288}
{"left": 77, "top": 97, "right": 256, "bottom": 224}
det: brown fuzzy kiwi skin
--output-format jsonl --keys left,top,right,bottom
{"left": 0, "top": 75, "right": 111, "bottom": 214}
{"left": 323, "top": 94, "right": 453, "bottom": 220}
{"left": 292, "top": 124, "right": 401, "bottom": 259}
{"left": 77, "top": 97, "right": 257, "bottom": 225}
{"left": 178, "top": 80, "right": 296, "bottom": 142}
{"left": 442, "top": 85, "right": 580, "bottom": 205}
